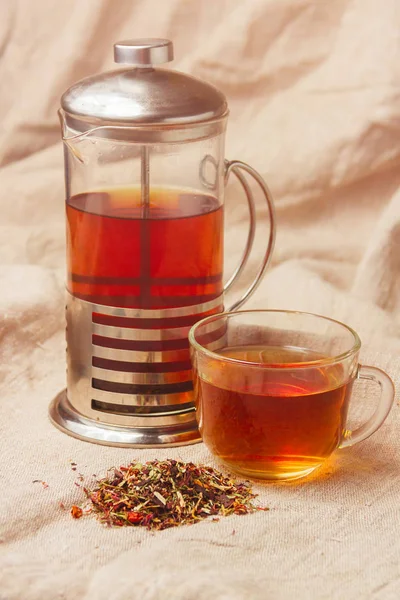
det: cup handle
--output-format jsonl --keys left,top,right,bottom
{"left": 340, "top": 365, "right": 395, "bottom": 448}
{"left": 223, "top": 160, "right": 276, "bottom": 311}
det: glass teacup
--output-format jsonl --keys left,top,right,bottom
{"left": 189, "top": 310, "right": 395, "bottom": 481}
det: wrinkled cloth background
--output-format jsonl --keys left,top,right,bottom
{"left": 1, "top": 1, "right": 400, "bottom": 599}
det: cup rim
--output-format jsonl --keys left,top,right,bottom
{"left": 188, "top": 309, "right": 361, "bottom": 369}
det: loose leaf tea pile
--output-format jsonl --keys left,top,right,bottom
{"left": 72, "top": 459, "right": 265, "bottom": 530}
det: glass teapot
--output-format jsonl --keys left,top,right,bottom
{"left": 49, "top": 39, "right": 275, "bottom": 447}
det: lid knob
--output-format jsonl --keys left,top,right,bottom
{"left": 114, "top": 39, "right": 174, "bottom": 66}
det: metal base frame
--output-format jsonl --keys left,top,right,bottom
{"left": 49, "top": 390, "right": 202, "bottom": 448}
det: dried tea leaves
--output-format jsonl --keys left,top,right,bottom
{"left": 72, "top": 459, "right": 266, "bottom": 530}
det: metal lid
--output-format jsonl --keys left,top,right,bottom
{"left": 60, "top": 39, "right": 228, "bottom": 128}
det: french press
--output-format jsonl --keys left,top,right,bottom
{"left": 49, "top": 39, "right": 275, "bottom": 447}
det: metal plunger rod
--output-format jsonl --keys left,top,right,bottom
{"left": 141, "top": 145, "right": 150, "bottom": 218}
{"left": 140, "top": 145, "right": 151, "bottom": 307}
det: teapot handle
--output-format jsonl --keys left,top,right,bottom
{"left": 223, "top": 160, "right": 276, "bottom": 311}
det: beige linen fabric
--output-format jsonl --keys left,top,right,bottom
{"left": 1, "top": 1, "right": 400, "bottom": 598}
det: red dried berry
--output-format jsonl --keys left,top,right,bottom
{"left": 71, "top": 505, "right": 83, "bottom": 519}
{"left": 127, "top": 511, "right": 142, "bottom": 524}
